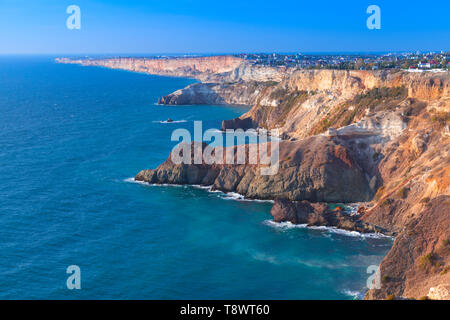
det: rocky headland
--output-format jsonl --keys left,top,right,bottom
{"left": 58, "top": 56, "right": 450, "bottom": 300}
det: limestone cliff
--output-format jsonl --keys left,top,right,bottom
{"left": 56, "top": 56, "right": 244, "bottom": 81}
{"left": 58, "top": 55, "right": 449, "bottom": 300}
{"left": 233, "top": 70, "right": 449, "bottom": 140}
{"left": 141, "top": 67, "right": 450, "bottom": 300}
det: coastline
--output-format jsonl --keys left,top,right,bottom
{"left": 125, "top": 177, "right": 393, "bottom": 239}
{"left": 62, "top": 55, "right": 450, "bottom": 300}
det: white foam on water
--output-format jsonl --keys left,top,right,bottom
{"left": 263, "top": 220, "right": 308, "bottom": 230}
{"left": 153, "top": 120, "right": 188, "bottom": 124}
{"left": 191, "top": 185, "right": 274, "bottom": 203}
{"left": 123, "top": 178, "right": 183, "bottom": 187}
{"left": 123, "top": 177, "right": 148, "bottom": 185}
{"left": 191, "top": 184, "right": 214, "bottom": 191}
{"left": 220, "top": 191, "right": 274, "bottom": 203}
{"left": 263, "top": 220, "right": 392, "bottom": 239}
{"left": 342, "top": 289, "right": 363, "bottom": 300}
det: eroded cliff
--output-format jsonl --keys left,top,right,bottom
{"left": 147, "top": 67, "right": 450, "bottom": 300}
{"left": 56, "top": 55, "right": 244, "bottom": 81}
{"left": 58, "top": 56, "right": 449, "bottom": 300}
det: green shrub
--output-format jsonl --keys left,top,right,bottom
{"left": 419, "top": 253, "right": 437, "bottom": 270}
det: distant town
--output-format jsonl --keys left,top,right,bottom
{"left": 234, "top": 51, "right": 449, "bottom": 72}
{"left": 69, "top": 51, "right": 450, "bottom": 72}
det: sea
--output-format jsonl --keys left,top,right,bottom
{"left": 0, "top": 56, "right": 392, "bottom": 299}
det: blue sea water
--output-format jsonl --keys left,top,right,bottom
{"left": 0, "top": 56, "right": 392, "bottom": 299}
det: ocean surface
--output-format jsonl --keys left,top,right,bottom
{"left": 0, "top": 56, "right": 392, "bottom": 299}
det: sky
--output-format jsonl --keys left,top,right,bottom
{"left": 0, "top": 0, "right": 449, "bottom": 54}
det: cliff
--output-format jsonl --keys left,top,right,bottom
{"left": 157, "top": 81, "right": 270, "bottom": 106}
{"left": 135, "top": 136, "right": 374, "bottom": 203}
{"left": 229, "top": 69, "right": 449, "bottom": 140}
{"left": 138, "top": 67, "right": 450, "bottom": 300}
{"left": 56, "top": 56, "right": 243, "bottom": 81}
{"left": 58, "top": 55, "right": 449, "bottom": 300}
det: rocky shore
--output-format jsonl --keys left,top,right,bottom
{"left": 139, "top": 63, "right": 450, "bottom": 300}
{"left": 270, "top": 198, "right": 391, "bottom": 235}
{"left": 59, "top": 56, "right": 449, "bottom": 300}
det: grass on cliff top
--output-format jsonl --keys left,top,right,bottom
{"left": 311, "top": 86, "right": 407, "bottom": 135}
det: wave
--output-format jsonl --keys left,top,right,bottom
{"left": 153, "top": 120, "right": 188, "bottom": 124}
{"left": 219, "top": 191, "right": 274, "bottom": 203}
{"left": 191, "top": 185, "right": 274, "bottom": 203}
{"left": 123, "top": 177, "right": 183, "bottom": 187}
{"left": 123, "top": 177, "right": 148, "bottom": 185}
{"left": 263, "top": 220, "right": 393, "bottom": 239}
{"left": 341, "top": 289, "right": 364, "bottom": 300}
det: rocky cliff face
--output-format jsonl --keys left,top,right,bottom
{"left": 233, "top": 70, "right": 449, "bottom": 140}
{"left": 361, "top": 106, "right": 450, "bottom": 300}
{"left": 158, "top": 81, "right": 270, "bottom": 106}
{"left": 58, "top": 55, "right": 449, "bottom": 300}
{"left": 56, "top": 56, "right": 243, "bottom": 80}
{"left": 141, "top": 66, "right": 450, "bottom": 300}
{"left": 135, "top": 136, "right": 374, "bottom": 203}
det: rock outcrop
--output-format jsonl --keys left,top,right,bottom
{"left": 135, "top": 136, "right": 373, "bottom": 203}
{"left": 270, "top": 198, "right": 389, "bottom": 234}
{"left": 58, "top": 55, "right": 449, "bottom": 300}
{"left": 157, "top": 81, "right": 268, "bottom": 106}
{"left": 142, "top": 66, "right": 450, "bottom": 300}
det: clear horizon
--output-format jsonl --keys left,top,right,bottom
{"left": 1, "top": 0, "right": 449, "bottom": 54}
{"left": 1, "top": 51, "right": 448, "bottom": 58}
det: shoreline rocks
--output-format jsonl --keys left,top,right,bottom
{"left": 271, "top": 198, "right": 390, "bottom": 234}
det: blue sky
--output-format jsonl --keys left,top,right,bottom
{"left": 0, "top": 0, "right": 449, "bottom": 54}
